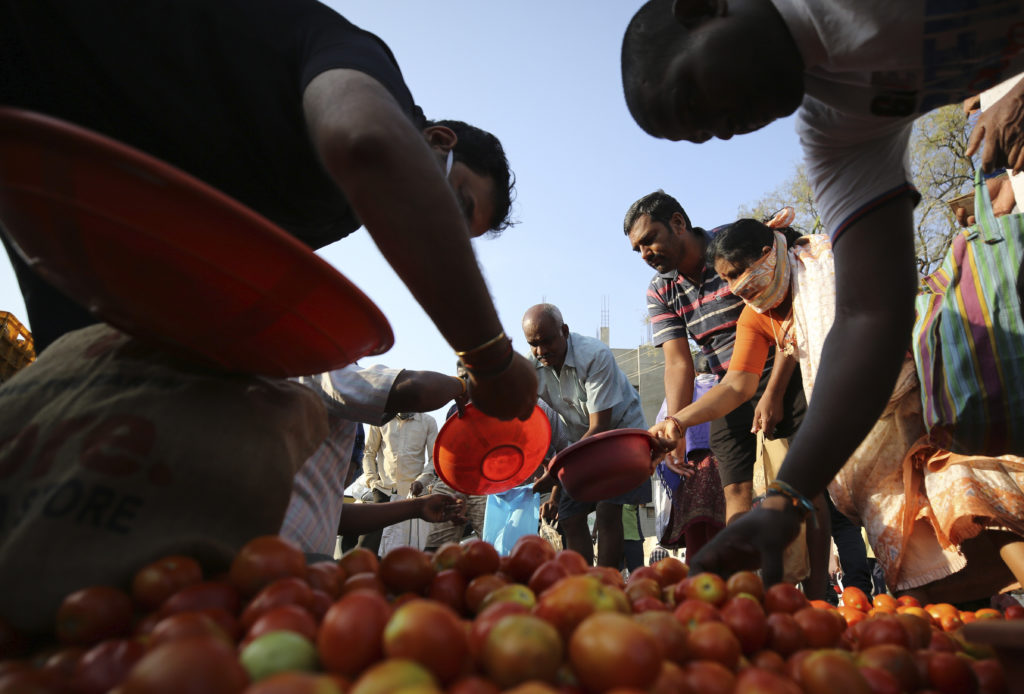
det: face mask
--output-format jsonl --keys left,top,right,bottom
{"left": 728, "top": 231, "right": 791, "bottom": 313}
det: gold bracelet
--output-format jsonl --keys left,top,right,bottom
{"left": 455, "top": 330, "right": 507, "bottom": 357}
{"left": 456, "top": 374, "right": 468, "bottom": 397}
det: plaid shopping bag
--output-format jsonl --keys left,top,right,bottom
{"left": 912, "top": 170, "right": 1024, "bottom": 455}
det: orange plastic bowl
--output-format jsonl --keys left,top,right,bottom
{"left": 433, "top": 404, "right": 551, "bottom": 495}
{"left": 0, "top": 108, "right": 393, "bottom": 377}
{"left": 547, "top": 428, "right": 656, "bottom": 503}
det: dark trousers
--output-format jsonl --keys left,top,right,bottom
{"left": 828, "top": 494, "right": 873, "bottom": 596}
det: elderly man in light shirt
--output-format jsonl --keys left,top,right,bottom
{"left": 523, "top": 303, "right": 652, "bottom": 568}
{"left": 359, "top": 408, "right": 440, "bottom": 555}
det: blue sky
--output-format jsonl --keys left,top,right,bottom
{"left": 0, "top": 1, "right": 805, "bottom": 425}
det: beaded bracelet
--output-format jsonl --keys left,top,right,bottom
{"left": 765, "top": 479, "right": 817, "bottom": 527}
{"left": 663, "top": 415, "right": 685, "bottom": 434}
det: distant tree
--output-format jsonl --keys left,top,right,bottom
{"left": 739, "top": 105, "right": 975, "bottom": 277}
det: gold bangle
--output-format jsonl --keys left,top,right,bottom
{"left": 455, "top": 331, "right": 507, "bottom": 357}
{"left": 456, "top": 375, "right": 468, "bottom": 397}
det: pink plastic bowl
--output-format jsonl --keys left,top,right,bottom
{"left": 547, "top": 428, "right": 656, "bottom": 502}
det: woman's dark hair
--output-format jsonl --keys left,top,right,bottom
{"left": 705, "top": 218, "right": 802, "bottom": 268}
{"left": 425, "top": 119, "right": 516, "bottom": 234}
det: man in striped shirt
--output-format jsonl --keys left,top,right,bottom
{"left": 624, "top": 190, "right": 805, "bottom": 525}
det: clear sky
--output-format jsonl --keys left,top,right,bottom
{"left": 0, "top": 1, "right": 805, "bottom": 426}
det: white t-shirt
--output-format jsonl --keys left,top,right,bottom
{"left": 771, "top": 0, "right": 1024, "bottom": 237}
{"left": 281, "top": 365, "right": 399, "bottom": 555}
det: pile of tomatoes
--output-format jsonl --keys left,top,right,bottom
{"left": 0, "top": 532, "right": 1018, "bottom": 693}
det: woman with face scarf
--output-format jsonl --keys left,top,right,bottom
{"left": 650, "top": 208, "right": 836, "bottom": 459}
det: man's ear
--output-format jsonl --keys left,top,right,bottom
{"left": 561, "top": 324, "right": 570, "bottom": 339}
{"left": 673, "top": 0, "right": 727, "bottom": 27}
{"left": 422, "top": 125, "right": 457, "bottom": 154}
{"left": 669, "top": 211, "right": 689, "bottom": 235}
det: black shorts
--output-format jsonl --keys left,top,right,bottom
{"left": 710, "top": 365, "right": 806, "bottom": 487}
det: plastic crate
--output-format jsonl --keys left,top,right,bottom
{"left": 0, "top": 311, "right": 35, "bottom": 383}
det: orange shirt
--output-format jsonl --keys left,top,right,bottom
{"left": 728, "top": 305, "right": 791, "bottom": 375}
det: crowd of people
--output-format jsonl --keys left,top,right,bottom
{"left": 2, "top": 0, "right": 1024, "bottom": 634}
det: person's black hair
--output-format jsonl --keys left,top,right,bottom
{"left": 621, "top": 0, "right": 685, "bottom": 132}
{"left": 426, "top": 119, "right": 516, "bottom": 235}
{"left": 705, "top": 218, "right": 802, "bottom": 268}
{"left": 623, "top": 189, "right": 693, "bottom": 236}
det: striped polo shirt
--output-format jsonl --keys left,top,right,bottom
{"left": 646, "top": 227, "right": 773, "bottom": 378}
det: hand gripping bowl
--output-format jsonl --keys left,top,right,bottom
{"left": 433, "top": 404, "right": 552, "bottom": 495}
{"left": 547, "top": 428, "right": 657, "bottom": 503}
{"left": 0, "top": 108, "right": 393, "bottom": 377}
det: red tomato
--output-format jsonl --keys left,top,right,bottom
{"left": 74, "top": 638, "right": 146, "bottom": 694}
{"left": 650, "top": 556, "right": 688, "bottom": 588}
{"left": 800, "top": 649, "right": 870, "bottom": 694}
{"left": 765, "top": 612, "right": 808, "bottom": 657}
{"left": 648, "top": 660, "right": 688, "bottom": 694}
{"left": 55, "top": 586, "right": 134, "bottom": 647}
{"left": 379, "top": 546, "right": 435, "bottom": 596}
{"left": 749, "top": 649, "right": 787, "bottom": 674}
{"left": 242, "top": 604, "right": 318, "bottom": 647}
{"left": 239, "top": 577, "right": 314, "bottom": 630}
{"left": 971, "top": 658, "right": 1007, "bottom": 694}
{"left": 0, "top": 668, "right": 69, "bottom": 694}
{"left": 892, "top": 612, "right": 932, "bottom": 650}
{"left": 857, "top": 666, "right": 901, "bottom": 694}
{"left": 763, "top": 583, "right": 810, "bottom": 614}
{"left": 148, "top": 612, "right": 233, "bottom": 650}
{"left": 568, "top": 612, "right": 660, "bottom": 692}
{"left": 340, "top": 571, "right": 387, "bottom": 597}
{"left": 682, "top": 660, "right": 735, "bottom": 694}
{"left": 39, "top": 646, "right": 84, "bottom": 680}
{"left": 480, "top": 614, "right": 564, "bottom": 689}
{"left": 631, "top": 595, "right": 670, "bottom": 613}
{"left": 241, "top": 671, "right": 347, "bottom": 694}
{"left": 428, "top": 568, "right": 468, "bottom": 615}
{"left": 625, "top": 566, "right": 659, "bottom": 585}
{"left": 447, "top": 675, "right": 502, "bottom": 694}
{"left": 721, "top": 595, "right": 768, "bottom": 654}
{"left": 528, "top": 559, "right": 570, "bottom": 597}
{"left": 725, "top": 570, "right": 764, "bottom": 602}
{"left": 685, "top": 620, "right": 742, "bottom": 669}
{"left": 734, "top": 666, "right": 802, "bottom": 694}
{"left": 587, "top": 565, "right": 626, "bottom": 590}
{"left": 553, "top": 549, "right": 589, "bottom": 576}
{"left": 1004, "top": 603, "right": 1024, "bottom": 620}
{"left": 308, "top": 589, "right": 332, "bottom": 622}
{"left": 505, "top": 535, "right": 556, "bottom": 584}
{"left": 841, "top": 586, "right": 871, "bottom": 612}
{"left": 837, "top": 605, "right": 867, "bottom": 628}
{"left": 305, "top": 562, "right": 344, "bottom": 599}
{"left": 895, "top": 595, "right": 921, "bottom": 608}
{"left": 316, "top": 589, "right": 391, "bottom": 678}
{"left": 464, "top": 573, "right": 509, "bottom": 615}
{"left": 118, "top": 636, "right": 248, "bottom": 694}
{"left": 857, "top": 615, "right": 910, "bottom": 650}
{"left": 337, "top": 547, "right": 379, "bottom": 578}
{"left": 926, "top": 650, "right": 979, "bottom": 694}
{"left": 161, "top": 580, "right": 242, "bottom": 617}
{"left": 469, "top": 601, "right": 529, "bottom": 660}
{"left": 856, "top": 643, "right": 921, "bottom": 692}
{"left": 872, "top": 594, "right": 898, "bottom": 612}
{"left": 633, "top": 609, "right": 689, "bottom": 665}
{"left": 533, "top": 574, "right": 630, "bottom": 640}
{"left": 793, "top": 607, "right": 844, "bottom": 648}
{"left": 431, "top": 542, "right": 464, "bottom": 571}
{"left": 450, "top": 539, "right": 497, "bottom": 581}
{"left": 624, "top": 577, "right": 662, "bottom": 605}
{"left": 229, "top": 535, "right": 307, "bottom": 598}
{"left": 673, "top": 598, "right": 722, "bottom": 631}
{"left": 383, "top": 599, "right": 469, "bottom": 683}
{"left": 131, "top": 555, "right": 203, "bottom": 611}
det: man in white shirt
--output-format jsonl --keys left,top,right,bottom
{"left": 523, "top": 303, "right": 651, "bottom": 568}
{"left": 360, "top": 410, "right": 439, "bottom": 555}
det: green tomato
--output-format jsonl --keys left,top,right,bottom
{"left": 239, "top": 630, "right": 318, "bottom": 681}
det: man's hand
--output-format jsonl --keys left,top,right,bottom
{"left": 689, "top": 503, "right": 803, "bottom": 584}
{"left": 648, "top": 419, "right": 684, "bottom": 473}
{"left": 531, "top": 469, "right": 559, "bottom": 495}
{"left": 540, "top": 496, "right": 559, "bottom": 524}
{"left": 469, "top": 352, "right": 538, "bottom": 421}
{"left": 967, "top": 79, "right": 1024, "bottom": 174}
{"left": 418, "top": 494, "right": 466, "bottom": 524}
{"left": 410, "top": 480, "right": 424, "bottom": 497}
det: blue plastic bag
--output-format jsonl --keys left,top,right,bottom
{"left": 482, "top": 485, "right": 540, "bottom": 556}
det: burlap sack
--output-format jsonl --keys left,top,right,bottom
{"left": 0, "top": 324, "right": 327, "bottom": 633}
{"left": 752, "top": 432, "right": 810, "bottom": 584}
